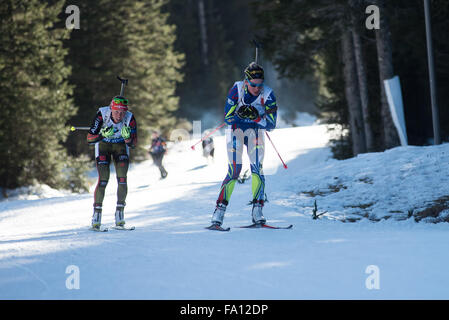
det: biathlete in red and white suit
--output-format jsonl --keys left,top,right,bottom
{"left": 87, "top": 96, "right": 137, "bottom": 230}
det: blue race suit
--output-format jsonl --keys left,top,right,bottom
{"left": 216, "top": 81, "right": 277, "bottom": 206}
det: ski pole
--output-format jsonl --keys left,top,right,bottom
{"left": 265, "top": 131, "right": 288, "bottom": 169}
{"left": 191, "top": 122, "right": 226, "bottom": 150}
{"left": 70, "top": 126, "right": 90, "bottom": 131}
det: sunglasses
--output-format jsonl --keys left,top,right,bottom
{"left": 113, "top": 97, "right": 128, "bottom": 105}
{"left": 247, "top": 79, "right": 264, "bottom": 88}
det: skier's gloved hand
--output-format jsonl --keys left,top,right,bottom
{"left": 121, "top": 125, "right": 131, "bottom": 140}
{"left": 100, "top": 126, "right": 114, "bottom": 139}
{"left": 237, "top": 105, "right": 259, "bottom": 120}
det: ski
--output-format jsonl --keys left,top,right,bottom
{"left": 238, "top": 223, "right": 293, "bottom": 229}
{"left": 205, "top": 224, "right": 231, "bottom": 232}
{"left": 111, "top": 225, "right": 135, "bottom": 231}
{"left": 89, "top": 226, "right": 109, "bottom": 232}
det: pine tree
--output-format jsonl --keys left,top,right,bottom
{"left": 350, "top": 0, "right": 375, "bottom": 152}
{"left": 63, "top": 0, "right": 130, "bottom": 157}
{"left": 256, "top": 0, "right": 368, "bottom": 157}
{"left": 372, "top": 0, "right": 400, "bottom": 149}
{"left": 166, "top": 0, "right": 247, "bottom": 124}
{"left": 255, "top": 0, "right": 399, "bottom": 157}
{"left": 123, "top": 0, "right": 184, "bottom": 147}
{"left": 0, "top": 0, "right": 76, "bottom": 189}
{"left": 341, "top": 27, "right": 367, "bottom": 155}
{"left": 65, "top": 0, "right": 184, "bottom": 158}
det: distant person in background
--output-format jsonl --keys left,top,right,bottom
{"left": 149, "top": 131, "right": 168, "bottom": 179}
{"left": 202, "top": 134, "right": 215, "bottom": 163}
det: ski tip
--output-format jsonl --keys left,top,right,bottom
{"left": 238, "top": 223, "right": 293, "bottom": 229}
{"left": 263, "top": 224, "right": 293, "bottom": 229}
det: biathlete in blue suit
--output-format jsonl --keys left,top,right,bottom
{"left": 210, "top": 62, "right": 278, "bottom": 227}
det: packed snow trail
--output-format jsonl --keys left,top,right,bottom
{"left": 1, "top": 124, "right": 449, "bottom": 299}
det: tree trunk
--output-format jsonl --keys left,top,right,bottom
{"left": 352, "top": 24, "right": 375, "bottom": 152}
{"left": 197, "top": 0, "right": 208, "bottom": 67}
{"left": 341, "top": 30, "right": 367, "bottom": 156}
{"left": 373, "top": 0, "right": 400, "bottom": 149}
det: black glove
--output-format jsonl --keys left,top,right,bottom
{"left": 237, "top": 105, "right": 259, "bottom": 120}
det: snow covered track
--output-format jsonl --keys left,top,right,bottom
{"left": 1, "top": 124, "right": 449, "bottom": 299}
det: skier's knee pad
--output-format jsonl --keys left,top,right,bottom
{"left": 114, "top": 154, "right": 129, "bottom": 165}
{"left": 96, "top": 154, "right": 110, "bottom": 166}
{"left": 117, "top": 177, "right": 127, "bottom": 185}
{"left": 97, "top": 180, "right": 108, "bottom": 189}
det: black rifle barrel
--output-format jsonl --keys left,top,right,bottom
{"left": 117, "top": 76, "right": 128, "bottom": 97}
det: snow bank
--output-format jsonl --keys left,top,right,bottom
{"left": 283, "top": 143, "right": 449, "bottom": 223}
{"left": 1, "top": 184, "right": 70, "bottom": 201}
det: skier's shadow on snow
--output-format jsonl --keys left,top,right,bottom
{"left": 187, "top": 164, "right": 208, "bottom": 171}
{"left": 0, "top": 228, "right": 92, "bottom": 245}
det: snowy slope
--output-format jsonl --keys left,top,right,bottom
{"left": 1, "top": 122, "right": 449, "bottom": 299}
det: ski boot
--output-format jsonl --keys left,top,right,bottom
{"left": 207, "top": 201, "right": 230, "bottom": 231}
{"left": 161, "top": 167, "right": 168, "bottom": 179}
{"left": 115, "top": 203, "right": 126, "bottom": 227}
{"left": 91, "top": 204, "right": 102, "bottom": 229}
{"left": 211, "top": 201, "right": 227, "bottom": 226}
{"left": 251, "top": 200, "right": 266, "bottom": 225}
